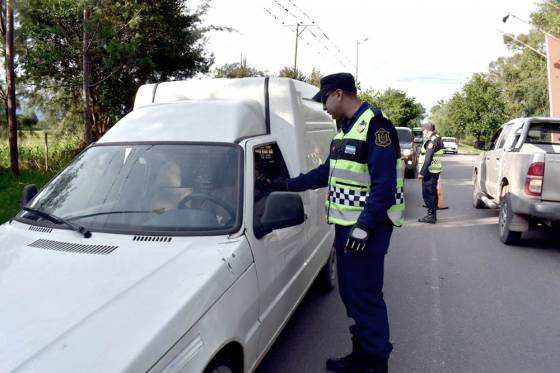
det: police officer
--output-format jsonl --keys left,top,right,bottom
{"left": 273, "top": 73, "right": 404, "bottom": 373}
{"left": 417, "top": 121, "right": 443, "bottom": 224}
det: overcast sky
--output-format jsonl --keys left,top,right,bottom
{"left": 194, "top": 0, "right": 539, "bottom": 111}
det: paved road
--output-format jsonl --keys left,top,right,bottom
{"left": 256, "top": 154, "right": 560, "bottom": 373}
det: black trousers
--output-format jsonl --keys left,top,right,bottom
{"left": 335, "top": 224, "right": 394, "bottom": 361}
{"left": 422, "top": 171, "right": 439, "bottom": 211}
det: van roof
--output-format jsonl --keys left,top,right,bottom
{"left": 98, "top": 100, "right": 265, "bottom": 143}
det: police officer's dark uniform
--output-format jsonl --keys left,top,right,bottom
{"left": 273, "top": 73, "right": 403, "bottom": 373}
{"left": 418, "top": 122, "right": 443, "bottom": 224}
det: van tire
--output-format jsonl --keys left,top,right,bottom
{"left": 499, "top": 193, "right": 522, "bottom": 245}
{"left": 316, "top": 245, "right": 337, "bottom": 292}
{"left": 204, "top": 355, "right": 236, "bottom": 373}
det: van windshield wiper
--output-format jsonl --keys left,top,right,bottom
{"left": 22, "top": 207, "right": 92, "bottom": 238}
{"left": 65, "top": 209, "right": 164, "bottom": 221}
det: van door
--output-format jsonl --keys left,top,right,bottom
{"left": 244, "top": 140, "right": 307, "bottom": 357}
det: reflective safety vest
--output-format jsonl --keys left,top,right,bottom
{"left": 326, "top": 108, "right": 405, "bottom": 227}
{"left": 419, "top": 135, "right": 444, "bottom": 174}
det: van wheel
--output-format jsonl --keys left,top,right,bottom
{"left": 316, "top": 245, "right": 337, "bottom": 292}
{"left": 204, "top": 356, "right": 235, "bottom": 373}
{"left": 499, "top": 193, "right": 522, "bottom": 245}
{"left": 472, "top": 171, "right": 485, "bottom": 209}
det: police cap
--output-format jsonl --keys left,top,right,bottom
{"left": 312, "top": 72, "right": 357, "bottom": 102}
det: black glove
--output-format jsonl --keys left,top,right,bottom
{"left": 345, "top": 224, "right": 370, "bottom": 252}
{"left": 270, "top": 177, "right": 288, "bottom": 191}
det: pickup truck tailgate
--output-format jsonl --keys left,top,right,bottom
{"left": 542, "top": 153, "right": 560, "bottom": 201}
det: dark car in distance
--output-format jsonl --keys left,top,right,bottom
{"left": 396, "top": 127, "right": 418, "bottom": 178}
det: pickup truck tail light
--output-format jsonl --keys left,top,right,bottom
{"left": 524, "top": 162, "right": 545, "bottom": 196}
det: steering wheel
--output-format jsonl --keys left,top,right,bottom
{"left": 177, "top": 193, "right": 236, "bottom": 224}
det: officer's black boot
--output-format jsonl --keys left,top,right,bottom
{"left": 359, "top": 358, "right": 388, "bottom": 373}
{"left": 326, "top": 336, "right": 364, "bottom": 372}
{"left": 418, "top": 209, "right": 437, "bottom": 224}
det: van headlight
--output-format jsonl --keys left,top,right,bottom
{"left": 402, "top": 149, "right": 412, "bottom": 157}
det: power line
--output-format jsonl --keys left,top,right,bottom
{"left": 273, "top": 0, "right": 354, "bottom": 67}
{"left": 263, "top": 5, "right": 350, "bottom": 69}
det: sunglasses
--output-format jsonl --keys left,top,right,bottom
{"left": 321, "top": 91, "right": 334, "bottom": 105}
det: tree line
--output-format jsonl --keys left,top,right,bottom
{"left": 1, "top": 0, "right": 426, "bottom": 176}
{"left": 431, "top": 1, "right": 559, "bottom": 142}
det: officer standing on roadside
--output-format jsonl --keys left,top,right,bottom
{"left": 272, "top": 73, "right": 404, "bottom": 373}
{"left": 417, "top": 121, "right": 443, "bottom": 224}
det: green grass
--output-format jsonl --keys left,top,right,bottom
{"left": 459, "top": 142, "right": 482, "bottom": 155}
{"left": 0, "top": 169, "right": 54, "bottom": 223}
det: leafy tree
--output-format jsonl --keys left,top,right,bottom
{"left": 452, "top": 73, "right": 508, "bottom": 141}
{"left": 360, "top": 88, "right": 424, "bottom": 127}
{"left": 18, "top": 0, "right": 215, "bottom": 142}
{"left": 214, "top": 57, "right": 266, "bottom": 78}
{"left": 278, "top": 66, "right": 306, "bottom": 81}
{"left": 306, "top": 68, "right": 322, "bottom": 87}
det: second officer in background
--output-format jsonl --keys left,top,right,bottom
{"left": 417, "top": 121, "right": 444, "bottom": 223}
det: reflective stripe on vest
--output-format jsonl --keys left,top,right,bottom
{"left": 326, "top": 108, "right": 405, "bottom": 227}
{"left": 420, "top": 135, "right": 444, "bottom": 174}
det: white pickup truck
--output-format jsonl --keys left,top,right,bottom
{"left": 472, "top": 117, "right": 560, "bottom": 244}
{"left": 0, "top": 78, "right": 337, "bottom": 372}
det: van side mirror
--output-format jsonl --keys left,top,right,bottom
{"left": 473, "top": 141, "right": 485, "bottom": 150}
{"left": 21, "top": 184, "right": 38, "bottom": 207}
{"left": 257, "top": 192, "right": 304, "bottom": 238}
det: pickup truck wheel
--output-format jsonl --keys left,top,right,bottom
{"left": 499, "top": 193, "right": 522, "bottom": 245}
{"left": 472, "top": 172, "right": 485, "bottom": 209}
{"left": 316, "top": 245, "right": 337, "bottom": 292}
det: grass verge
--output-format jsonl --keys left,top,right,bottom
{"left": 0, "top": 169, "right": 54, "bottom": 223}
{"left": 459, "top": 142, "right": 482, "bottom": 155}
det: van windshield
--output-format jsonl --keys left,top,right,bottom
{"left": 18, "top": 144, "right": 242, "bottom": 235}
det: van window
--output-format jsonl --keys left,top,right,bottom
{"left": 18, "top": 144, "right": 243, "bottom": 235}
{"left": 253, "top": 143, "right": 290, "bottom": 238}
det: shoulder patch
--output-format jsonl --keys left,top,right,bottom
{"left": 375, "top": 127, "right": 391, "bottom": 148}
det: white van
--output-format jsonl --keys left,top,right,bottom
{"left": 0, "top": 78, "right": 337, "bottom": 373}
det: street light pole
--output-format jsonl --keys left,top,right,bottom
{"left": 355, "top": 37, "right": 368, "bottom": 82}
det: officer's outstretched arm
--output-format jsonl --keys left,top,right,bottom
{"left": 284, "top": 157, "right": 330, "bottom": 192}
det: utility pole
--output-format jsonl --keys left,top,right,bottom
{"left": 355, "top": 37, "right": 368, "bottom": 82}
{"left": 284, "top": 22, "right": 315, "bottom": 72}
